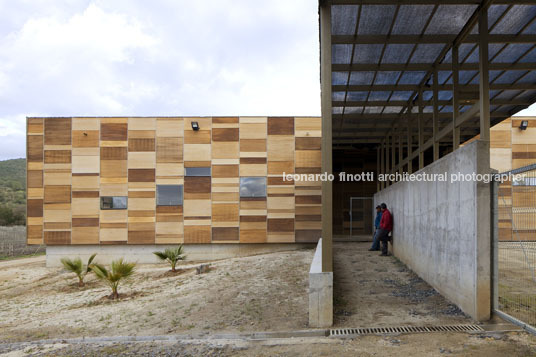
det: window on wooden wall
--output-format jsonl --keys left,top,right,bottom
{"left": 100, "top": 196, "right": 128, "bottom": 210}
{"left": 185, "top": 167, "right": 211, "bottom": 176}
{"left": 239, "top": 177, "right": 266, "bottom": 198}
{"left": 156, "top": 185, "right": 184, "bottom": 206}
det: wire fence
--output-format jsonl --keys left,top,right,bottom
{"left": 497, "top": 166, "right": 536, "bottom": 327}
{"left": 0, "top": 226, "right": 44, "bottom": 258}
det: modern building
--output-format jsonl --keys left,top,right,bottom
{"left": 26, "top": 116, "right": 322, "bottom": 261}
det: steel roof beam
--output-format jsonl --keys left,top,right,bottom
{"left": 332, "top": 34, "right": 536, "bottom": 44}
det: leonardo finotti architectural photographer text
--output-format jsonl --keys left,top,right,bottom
{"left": 283, "top": 171, "right": 523, "bottom": 184}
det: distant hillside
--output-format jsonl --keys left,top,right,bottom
{"left": 0, "top": 158, "right": 26, "bottom": 225}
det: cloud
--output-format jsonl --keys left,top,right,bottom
{"left": 0, "top": 0, "right": 320, "bottom": 160}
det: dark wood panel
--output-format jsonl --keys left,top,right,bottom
{"left": 72, "top": 191, "right": 99, "bottom": 198}
{"left": 129, "top": 138, "right": 155, "bottom": 152}
{"left": 156, "top": 206, "right": 183, "bottom": 214}
{"left": 184, "top": 177, "right": 211, "bottom": 193}
{"left": 212, "top": 165, "right": 239, "bottom": 178}
{"left": 212, "top": 227, "right": 239, "bottom": 241}
{"left": 267, "top": 177, "right": 293, "bottom": 185}
{"left": 295, "top": 195, "right": 321, "bottom": 205}
{"left": 212, "top": 117, "right": 238, "bottom": 124}
{"left": 44, "top": 186, "right": 71, "bottom": 204}
{"left": 27, "top": 170, "right": 43, "bottom": 188}
{"left": 128, "top": 230, "right": 155, "bottom": 244}
{"left": 101, "top": 147, "right": 127, "bottom": 160}
{"left": 44, "top": 231, "right": 71, "bottom": 245}
{"left": 267, "top": 218, "right": 294, "bottom": 232}
{"left": 27, "top": 135, "right": 43, "bottom": 161}
{"left": 212, "top": 128, "right": 239, "bottom": 142}
{"left": 44, "top": 118, "right": 71, "bottom": 145}
{"left": 72, "top": 218, "right": 99, "bottom": 227}
{"left": 128, "top": 169, "right": 155, "bottom": 182}
{"left": 295, "top": 230, "right": 321, "bottom": 243}
{"left": 295, "top": 167, "right": 322, "bottom": 174}
{"left": 44, "top": 150, "right": 71, "bottom": 164}
{"left": 240, "top": 158, "right": 267, "bottom": 164}
{"left": 268, "top": 117, "right": 294, "bottom": 135}
{"left": 295, "top": 137, "right": 321, "bottom": 150}
{"left": 27, "top": 199, "right": 43, "bottom": 217}
{"left": 101, "top": 123, "right": 127, "bottom": 141}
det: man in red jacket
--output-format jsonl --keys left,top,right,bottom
{"left": 378, "top": 203, "right": 393, "bottom": 256}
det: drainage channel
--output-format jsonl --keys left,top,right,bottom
{"left": 330, "top": 324, "right": 484, "bottom": 337}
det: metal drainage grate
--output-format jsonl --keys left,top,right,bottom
{"left": 329, "top": 325, "right": 484, "bottom": 337}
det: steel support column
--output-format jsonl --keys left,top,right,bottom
{"left": 433, "top": 68, "right": 440, "bottom": 161}
{"left": 320, "top": 3, "right": 332, "bottom": 272}
{"left": 479, "top": 5, "right": 491, "bottom": 142}
{"left": 452, "top": 45, "right": 461, "bottom": 149}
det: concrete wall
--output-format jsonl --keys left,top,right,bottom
{"left": 309, "top": 238, "right": 333, "bottom": 327}
{"left": 374, "top": 140, "right": 491, "bottom": 321}
{"left": 46, "top": 243, "right": 314, "bottom": 267}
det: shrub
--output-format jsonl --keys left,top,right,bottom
{"left": 91, "top": 259, "right": 136, "bottom": 299}
{"left": 60, "top": 253, "right": 97, "bottom": 287}
{"left": 153, "top": 245, "right": 186, "bottom": 272}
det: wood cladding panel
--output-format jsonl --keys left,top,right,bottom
{"left": 212, "top": 227, "right": 239, "bottom": 241}
{"left": 27, "top": 135, "right": 44, "bottom": 161}
{"left": 44, "top": 186, "right": 71, "bottom": 204}
{"left": 32, "top": 116, "right": 322, "bottom": 246}
{"left": 44, "top": 118, "right": 71, "bottom": 145}
{"left": 268, "top": 117, "right": 294, "bottom": 135}
{"left": 44, "top": 231, "right": 71, "bottom": 245}
{"left": 101, "top": 123, "right": 127, "bottom": 141}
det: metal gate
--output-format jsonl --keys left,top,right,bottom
{"left": 495, "top": 164, "right": 536, "bottom": 333}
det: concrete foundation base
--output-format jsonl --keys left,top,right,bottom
{"left": 46, "top": 243, "right": 314, "bottom": 267}
{"left": 309, "top": 239, "right": 333, "bottom": 327}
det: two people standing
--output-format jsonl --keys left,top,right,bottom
{"left": 369, "top": 203, "right": 392, "bottom": 256}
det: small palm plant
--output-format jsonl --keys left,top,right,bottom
{"left": 60, "top": 253, "right": 97, "bottom": 287}
{"left": 91, "top": 259, "right": 136, "bottom": 300}
{"left": 153, "top": 245, "right": 186, "bottom": 272}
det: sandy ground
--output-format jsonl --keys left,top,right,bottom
{"left": 0, "top": 248, "right": 312, "bottom": 343}
{"left": 333, "top": 242, "right": 471, "bottom": 327}
{"left": 1, "top": 242, "right": 536, "bottom": 356}
{"left": 2, "top": 332, "right": 536, "bottom": 356}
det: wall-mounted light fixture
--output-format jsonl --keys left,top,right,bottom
{"left": 520, "top": 120, "right": 529, "bottom": 131}
{"left": 191, "top": 121, "right": 200, "bottom": 131}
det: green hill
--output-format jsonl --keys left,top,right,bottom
{"left": 0, "top": 158, "right": 26, "bottom": 225}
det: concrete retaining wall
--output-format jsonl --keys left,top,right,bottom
{"left": 374, "top": 140, "right": 491, "bottom": 321}
{"left": 309, "top": 238, "right": 333, "bottom": 327}
{"left": 46, "top": 243, "right": 314, "bottom": 267}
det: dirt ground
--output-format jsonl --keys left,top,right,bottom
{"left": 0, "top": 249, "right": 313, "bottom": 343}
{"left": 1, "top": 242, "right": 536, "bottom": 356}
{"left": 2, "top": 331, "right": 536, "bottom": 356}
{"left": 333, "top": 242, "right": 471, "bottom": 327}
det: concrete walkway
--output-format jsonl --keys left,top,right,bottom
{"left": 333, "top": 242, "right": 473, "bottom": 328}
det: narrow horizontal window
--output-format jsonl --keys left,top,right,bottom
{"left": 185, "top": 167, "right": 211, "bottom": 176}
{"left": 240, "top": 177, "right": 266, "bottom": 198}
{"left": 100, "top": 196, "right": 128, "bottom": 210}
{"left": 157, "top": 185, "right": 183, "bottom": 206}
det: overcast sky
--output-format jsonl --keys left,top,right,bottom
{"left": 1, "top": 1, "right": 535, "bottom": 160}
{"left": 0, "top": 0, "right": 321, "bottom": 160}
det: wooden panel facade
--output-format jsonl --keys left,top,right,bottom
{"left": 28, "top": 116, "right": 321, "bottom": 245}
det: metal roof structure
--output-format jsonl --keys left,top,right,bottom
{"left": 320, "top": 1, "right": 536, "bottom": 149}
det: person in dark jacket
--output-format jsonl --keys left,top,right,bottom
{"left": 368, "top": 205, "right": 382, "bottom": 251}
{"left": 377, "top": 203, "right": 393, "bottom": 256}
